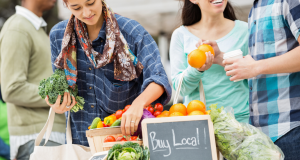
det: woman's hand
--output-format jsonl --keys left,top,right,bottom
{"left": 196, "top": 39, "right": 225, "bottom": 67}
{"left": 121, "top": 100, "right": 144, "bottom": 136}
{"left": 45, "top": 92, "right": 76, "bottom": 114}
{"left": 196, "top": 51, "right": 214, "bottom": 72}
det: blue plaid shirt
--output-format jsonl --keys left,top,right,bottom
{"left": 50, "top": 14, "right": 172, "bottom": 146}
{"left": 249, "top": 0, "right": 300, "bottom": 142}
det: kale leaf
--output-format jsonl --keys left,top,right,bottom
{"left": 38, "top": 69, "right": 84, "bottom": 112}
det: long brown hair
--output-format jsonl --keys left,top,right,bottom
{"left": 181, "top": 0, "right": 237, "bottom": 26}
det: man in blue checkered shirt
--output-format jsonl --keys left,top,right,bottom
{"left": 223, "top": 0, "right": 300, "bottom": 158}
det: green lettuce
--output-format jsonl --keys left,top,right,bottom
{"left": 107, "top": 142, "right": 149, "bottom": 160}
{"left": 209, "top": 104, "right": 284, "bottom": 160}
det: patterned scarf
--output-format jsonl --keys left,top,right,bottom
{"left": 54, "top": 0, "right": 144, "bottom": 89}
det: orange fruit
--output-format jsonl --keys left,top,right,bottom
{"left": 169, "top": 103, "right": 187, "bottom": 116}
{"left": 169, "top": 112, "right": 184, "bottom": 117}
{"left": 188, "top": 110, "right": 205, "bottom": 116}
{"left": 198, "top": 44, "right": 215, "bottom": 56}
{"left": 160, "top": 111, "right": 170, "bottom": 117}
{"left": 188, "top": 49, "right": 207, "bottom": 68}
{"left": 156, "top": 115, "right": 168, "bottom": 118}
{"left": 187, "top": 100, "right": 206, "bottom": 114}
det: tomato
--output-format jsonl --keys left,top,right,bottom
{"left": 124, "top": 105, "right": 131, "bottom": 112}
{"left": 145, "top": 106, "right": 154, "bottom": 114}
{"left": 115, "top": 110, "right": 124, "bottom": 119}
{"left": 154, "top": 103, "right": 164, "bottom": 112}
{"left": 104, "top": 136, "right": 116, "bottom": 142}
{"left": 129, "top": 136, "right": 138, "bottom": 141}
{"left": 153, "top": 111, "right": 162, "bottom": 117}
{"left": 121, "top": 139, "right": 127, "bottom": 142}
{"left": 144, "top": 104, "right": 152, "bottom": 109}
{"left": 116, "top": 136, "right": 126, "bottom": 141}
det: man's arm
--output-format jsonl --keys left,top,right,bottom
{"left": 1, "top": 31, "right": 48, "bottom": 107}
{"left": 223, "top": 37, "right": 300, "bottom": 81}
{"left": 256, "top": 37, "right": 300, "bottom": 74}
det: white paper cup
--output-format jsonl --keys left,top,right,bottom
{"left": 223, "top": 49, "right": 244, "bottom": 82}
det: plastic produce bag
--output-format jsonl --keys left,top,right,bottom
{"left": 209, "top": 104, "right": 284, "bottom": 160}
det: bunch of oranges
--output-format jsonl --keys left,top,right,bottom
{"left": 188, "top": 44, "right": 215, "bottom": 68}
{"left": 156, "top": 100, "right": 210, "bottom": 118}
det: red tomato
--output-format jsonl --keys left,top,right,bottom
{"left": 121, "top": 139, "right": 127, "bottom": 142}
{"left": 145, "top": 106, "right": 154, "bottom": 114}
{"left": 153, "top": 111, "right": 162, "bottom": 117}
{"left": 154, "top": 103, "right": 164, "bottom": 112}
{"left": 116, "top": 136, "right": 126, "bottom": 141}
{"left": 129, "top": 136, "right": 138, "bottom": 141}
{"left": 104, "top": 136, "right": 116, "bottom": 142}
{"left": 102, "top": 121, "right": 108, "bottom": 127}
{"left": 124, "top": 105, "right": 131, "bottom": 112}
{"left": 115, "top": 110, "right": 124, "bottom": 119}
{"left": 144, "top": 104, "right": 152, "bottom": 109}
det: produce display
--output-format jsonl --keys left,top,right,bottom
{"left": 103, "top": 135, "right": 141, "bottom": 143}
{"left": 209, "top": 104, "right": 284, "bottom": 160}
{"left": 107, "top": 142, "right": 149, "bottom": 160}
{"left": 154, "top": 100, "right": 209, "bottom": 118}
{"left": 38, "top": 69, "right": 85, "bottom": 112}
{"left": 88, "top": 105, "right": 155, "bottom": 138}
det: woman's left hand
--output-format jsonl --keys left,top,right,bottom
{"left": 121, "top": 100, "right": 144, "bottom": 136}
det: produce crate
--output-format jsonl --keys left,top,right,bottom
{"left": 86, "top": 127, "right": 143, "bottom": 155}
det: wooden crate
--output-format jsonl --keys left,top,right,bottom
{"left": 86, "top": 127, "right": 142, "bottom": 155}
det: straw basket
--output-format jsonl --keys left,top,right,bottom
{"left": 86, "top": 127, "right": 143, "bottom": 155}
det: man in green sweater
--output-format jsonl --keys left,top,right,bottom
{"left": 0, "top": 0, "right": 65, "bottom": 159}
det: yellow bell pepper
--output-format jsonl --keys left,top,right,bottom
{"left": 97, "top": 121, "right": 103, "bottom": 128}
{"left": 104, "top": 115, "right": 117, "bottom": 126}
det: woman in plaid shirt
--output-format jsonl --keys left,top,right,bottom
{"left": 46, "top": 0, "right": 172, "bottom": 146}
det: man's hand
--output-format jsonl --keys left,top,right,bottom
{"left": 223, "top": 55, "right": 259, "bottom": 81}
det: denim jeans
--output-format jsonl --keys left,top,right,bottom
{"left": 274, "top": 126, "right": 300, "bottom": 160}
{"left": 0, "top": 137, "right": 10, "bottom": 160}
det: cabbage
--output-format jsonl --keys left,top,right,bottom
{"left": 107, "top": 142, "right": 150, "bottom": 160}
{"left": 118, "top": 148, "right": 139, "bottom": 160}
{"left": 132, "top": 109, "right": 155, "bottom": 138}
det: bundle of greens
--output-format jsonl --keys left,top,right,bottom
{"left": 209, "top": 104, "right": 284, "bottom": 160}
{"left": 107, "top": 142, "right": 150, "bottom": 160}
{"left": 38, "top": 69, "right": 85, "bottom": 112}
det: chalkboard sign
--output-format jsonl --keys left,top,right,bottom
{"left": 142, "top": 115, "right": 217, "bottom": 160}
{"left": 89, "top": 151, "right": 108, "bottom": 160}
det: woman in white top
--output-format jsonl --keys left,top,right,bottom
{"left": 170, "top": 0, "right": 250, "bottom": 123}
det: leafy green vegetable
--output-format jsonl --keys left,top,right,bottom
{"left": 38, "top": 69, "right": 85, "bottom": 112}
{"left": 209, "top": 104, "right": 284, "bottom": 160}
{"left": 107, "top": 142, "right": 149, "bottom": 160}
{"left": 118, "top": 148, "right": 139, "bottom": 160}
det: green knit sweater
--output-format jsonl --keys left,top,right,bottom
{"left": 0, "top": 14, "right": 65, "bottom": 136}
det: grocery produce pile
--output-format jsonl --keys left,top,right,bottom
{"left": 209, "top": 104, "right": 284, "bottom": 160}
{"left": 151, "top": 100, "right": 210, "bottom": 118}
{"left": 38, "top": 69, "right": 85, "bottom": 112}
{"left": 88, "top": 105, "right": 156, "bottom": 138}
{"left": 107, "top": 142, "right": 149, "bottom": 160}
